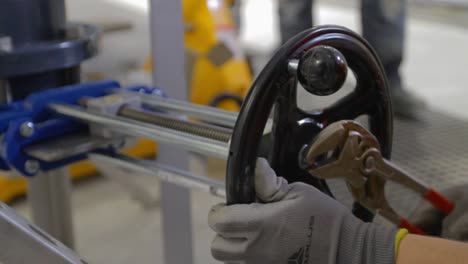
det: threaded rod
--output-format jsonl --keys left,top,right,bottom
{"left": 118, "top": 106, "right": 232, "bottom": 142}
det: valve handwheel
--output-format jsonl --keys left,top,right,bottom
{"left": 226, "top": 25, "right": 393, "bottom": 221}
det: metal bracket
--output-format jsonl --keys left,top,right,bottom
{"left": 0, "top": 202, "right": 85, "bottom": 264}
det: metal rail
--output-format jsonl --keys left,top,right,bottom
{"left": 119, "top": 106, "right": 232, "bottom": 142}
{"left": 50, "top": 103, "right": 230, "bottom": 159}
{"left": 89, "top": 153, "right": 226, "bottom": 198}
{"left": 122, "top": 91, "right": 274, "bottom": 133}
{"left": 136, "top": 92, "right": 239, "bottom": 127}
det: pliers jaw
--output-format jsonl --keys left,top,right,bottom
{"left": 305, "top": 121, "right": 372, "bottom": 189}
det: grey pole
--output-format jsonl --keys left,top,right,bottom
{"left": 148, "top": 0, "right": 194, "bottom": 264}
{"left": 27, "top": 168, "right": 75, "bottom": 248}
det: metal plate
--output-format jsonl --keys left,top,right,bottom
{"left": 0, "top": 202, "right": 85, "bottom": 263}
{"left": 328, "top": 110, "right": 468, "bottom": 224}
{"left": 24, "top": 133, "right": 119, "bottom": 162}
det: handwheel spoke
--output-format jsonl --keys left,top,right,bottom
{"left": 268, "top": 106, "right": 332, "bottom": 194}
{"left": 307, "top": 91, "right": 374, "bottom": 125}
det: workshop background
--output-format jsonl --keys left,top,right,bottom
{"left": 8, "top": 0, "right": 468, "bottom": 263}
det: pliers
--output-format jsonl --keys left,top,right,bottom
{"left": 303, "top": 120, "right": 454, "bottom": 234}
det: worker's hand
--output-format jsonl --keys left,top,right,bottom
{"left": 410, "top": 185, "right": 468, "bottom": 241}
{"left": 208, "top": 158, "right": 397, "bottom": 264}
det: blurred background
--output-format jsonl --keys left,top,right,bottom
{"left": 4, "top": 0, "right": 468, "bottom": 263}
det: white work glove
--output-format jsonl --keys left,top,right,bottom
{"left": 410, "top": 185, "right": 468, "bottom": 241}
{"left": 209, "top": 158, "right": 397, "bottom": 264}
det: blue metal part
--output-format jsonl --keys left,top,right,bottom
{"left": 2, "top": 118, "right": 87, "bottom": 176}
{"left": 0, "top": 102, "right": 30, "bottom": 132}
{"left": 125, "top": 85, "right": 168, "bottom": 111}
{"left": 25, "top": 79, "right": 119, "bottom": 121}
{"left": 126, "top": 85, "right": 167, "bottom": 98}
{"left": 0, "top": 80, "right": 121, "bottom": 176}
{"left": 0, "top": 23, "right": 100, "bottom": 78}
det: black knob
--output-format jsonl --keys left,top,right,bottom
{"left": 297, "top": 45, "right": 348, "bottom": 96}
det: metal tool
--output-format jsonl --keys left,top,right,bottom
{"left": 305, "top": 120, "right": 455, "bottom": 234}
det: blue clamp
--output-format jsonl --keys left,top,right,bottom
{"left": 0, "top": 80, "right": 121, "bottom": 176}
{"left": 125, "top": 84, "right": 167, "bottom": 98}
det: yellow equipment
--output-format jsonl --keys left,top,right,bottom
{"left": 146, "top": 0, "right": 252, "bottom": 111}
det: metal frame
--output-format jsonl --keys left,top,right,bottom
{"left": 27, "top": 168, "right": 75, "bottom": 248}
{"left": 149, "top": 1, "right": 195, "bottom": 263}
{"left": 23, "top": 0, "right": 201, "bottom": 261}
{"left": 0, "top": 201, "right": 83, "bottom": 263}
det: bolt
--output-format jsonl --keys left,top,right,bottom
{"left": 364, "top": 156, "right": 376, "bottom": 171}
{"left": 25, "top": 160, "right": 40, "bottom": 175}
{"left": 19, "top": 122, "right": 35, "bottom": 137}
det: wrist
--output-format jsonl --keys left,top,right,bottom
{"left": 395, "top": 229, "right": 409, "bottom": 258}
{"left": 337, "top": 215, "right": 397, "bottom": 264}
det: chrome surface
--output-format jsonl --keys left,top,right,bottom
{"left": 119, "top": 106, "right": 232, "bottom": 142}
{"left": 137, "top": 93, "right": 238, "bottom": 127}
{"left": 0, "top": 202, "right": 83, "bottom": 263}
{"left": 89, "top": 153, "right": 226, "bottom": 198}
{"left": 50, "top": 104, "right": 230, "bottom": 159}
{"left": 24, "top": 133, "right": 118, "bottom": 162}
{"left": 27, "top": 168, "right": 75, "bottom": 249}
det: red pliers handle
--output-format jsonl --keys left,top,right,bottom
{"left": 401, "top": 189, "right": 455, "bottom": 235}
{"left": 305, "top": 120, "right": 455, "bottom": 235}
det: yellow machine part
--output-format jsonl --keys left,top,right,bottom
{"left": 185, "top": 0, "right": 252, "bottom": 111}
{"left": 147, "top": 0, "right": 252, "bottom": 111}
{"left": 0, "top": 139, "right": 157, "bottom": 203}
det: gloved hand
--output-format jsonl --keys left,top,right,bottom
{"left": 209, "top": 158, "right": 397, "bottom": 264}
{"left": 410, "top": 185, "right": 468, "bottom": 241}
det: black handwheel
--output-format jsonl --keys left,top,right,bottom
{"left": 226, "top": 26, "right": 393, "bottom": 221}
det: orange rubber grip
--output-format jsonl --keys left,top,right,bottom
{"left": 399, "top": 218, "right": 426, "bottom": 235}
{"left": 424, "top": 188, "right": 455, "bottom": 215}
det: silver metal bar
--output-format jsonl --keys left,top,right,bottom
{"left": 138, "top": 93, "right": 239, "bottom": 127}
{"left": 149, "top": 0, "right": 194, "bottom": 263}
{"left": 130, "top": 92, "right": 274, "bottom": 133}
{"left": 27, "top": 168, "right": 75, "bottom": 249}
{"left": 119, "top": 106, "right": 232, "bottom": 142}
{"left": 50, "top": 103, "right": 230, "bottom": 159}
{"left": 90, "top": 153, "right": 160, "bottom": 208}
{"left": 0, "top": 202, "right": 84, "bottom": 264}
{"left": 413, "top": 0, "right": 468, "bottom": 8}
{"left": 24, "top": 133, "right": 119, "bottom": 162}
{"left": 89, "top": 153, "right": 226, "bottom": 198}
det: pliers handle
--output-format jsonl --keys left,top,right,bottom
{"left": 401, "top": 188, "right": 454, "bottom": 234}
{"left": 305, "top": 120, "right": 455, "bottom": 234}
{"left": 361, "top": 148, "right": 455, "bottom": 230}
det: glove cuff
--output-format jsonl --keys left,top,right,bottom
{"left": 337, "top": 215, "right": 397, "bottom": 264}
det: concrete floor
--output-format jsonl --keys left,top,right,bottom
{"left": 10, "top": 0, "right": 468, "bottom": 263}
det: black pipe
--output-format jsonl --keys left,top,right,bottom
{"left": 0, "top": 0, "right": 99, "bottom": 100}
{"left": 0, "top": 0, "right": 66, "bottom": 46}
